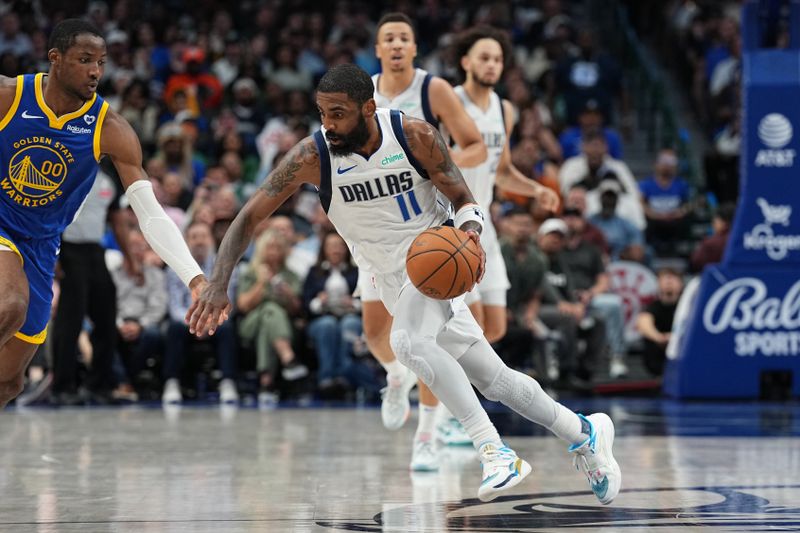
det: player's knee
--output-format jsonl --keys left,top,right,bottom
{"left": 390, "top": 329, "right": 434, "bottom": 386}
{"left": 0, "top": 373, "right": 24, "bottom": 407}
{"left": 1, "top": 294, "right": 27, "bottom": 332}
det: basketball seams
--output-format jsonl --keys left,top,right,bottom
{"left": 409, "top": 250, "right": 456, "bottom": 290}
{"left": 406, "top": 225, "right": 480, "bottom": 299}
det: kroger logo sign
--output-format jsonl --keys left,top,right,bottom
{"left": 755, "top": 113, "right": 796, "bottom": 167}
{"left": 743, "top": 198, "right": 800, "bottom": 260}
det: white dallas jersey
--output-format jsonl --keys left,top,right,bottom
{"left": 372, "top": 68, "right": 439, "bottom": 128}
{"left": 453, "top": 85, "right": 507, "bottom": 212}
{"left": 313, "top": 108, "right": 449, "bottom": 274}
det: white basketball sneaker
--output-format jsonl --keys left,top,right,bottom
{"left": 569, "top": 413, "right": 621, "bottom": 505}
{"left": 477, "top": 443, "right": 531, "bottom": 502}
{"left": 410, "top": 437, "right": 439, "bottom": 472}
{"left": 380, "top": 369, "right": 417, "bottom": 430}
{"left": 436, "top": 416, "right": 473, "bottom": 446}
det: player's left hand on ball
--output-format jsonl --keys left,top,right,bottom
{"left": 465, "top": 229, "right": 486, "bottom": 286}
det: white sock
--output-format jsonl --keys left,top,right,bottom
{"left": 415, "top": 403, "right": 438, "bottom": 441}
{"left": 436, "top": 402, "right": 455, "bottom": 423}
{"left": 381, "top": 359, "right": 406, "bottom": 382}
{"left": 548, "top": 406, "right": 587, "bottom": 445}
{"left": 461, "top": 409, "right": 503, "bottom": 451}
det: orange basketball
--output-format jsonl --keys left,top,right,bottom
{"left": 406, "top": 226, "right": 482, "bottom": 300}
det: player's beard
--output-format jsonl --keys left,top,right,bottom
{"left": 471, "top": 68, "right": 497, "bottom": 88}
{"left": 326, "top": 114, "right": 371, "bottom": 157}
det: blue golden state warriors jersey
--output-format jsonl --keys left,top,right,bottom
{"left": 0, "top": 73, "right": 109, "bottom": 239}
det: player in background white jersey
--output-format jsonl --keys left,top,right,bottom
{"left": 454, "top": 26, "right": 560, "bottom": 342}
{"left": 187, "top": 64, "right": 621, "bottom": 505}
{"left": 367, "top": 13, "right": 489, "bottom": 469}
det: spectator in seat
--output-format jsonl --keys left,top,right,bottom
{"left": 559, "top": 129, "right": 645, "bottom": 228}
{"left": 162, "top": 222, "right": 239, "bottom": 405}
{"left": 559, "top": 99, "right": 623, "bottom": 160}
{"left": 690, "top": 202, "right": 735, "bottom": 273}
{"left": 588, "top": 180, "right": 646, "bottom": 262}
{"left": 636, "top": 268, "right": 684, "bottom": 377}
{"left": 302, "top": 232, "right": 362, "bottom": 397}
{"left": 236, "top": 229, "right": 307, "bottom": 401}
{"left": 110, "top": 230, "right": 167, "bottom": 394}
{"left": 639, "top": 149, "right": 691, "bottom": 256}
{"left": 537, "top": 218, "right": 606, "bottom": 386}
{"left": 163, "top": 46, "right": 223, "bottom": 115}
{"left": 562, "top": 208, "right": 628, "bottom": 378}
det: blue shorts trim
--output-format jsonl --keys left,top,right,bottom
{"left": 0, "top": 228, "right": 58, "bottom": 344}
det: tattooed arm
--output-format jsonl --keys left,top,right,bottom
{"left": 404, "top": 116, "right": 486, "bottom": 283}
{"left": 186, "top": 136, "right": 321, "bottom": 335}
{"left": 403, "top": 116, "right": 480, "bottom": 231}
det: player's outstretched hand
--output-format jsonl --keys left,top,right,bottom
{"left": 537, "top": 186, "right": 561, "bottom": 214}
{"left": 186, "top": 278, "right": 231, "bottom": 337}
{"left": 464, "top": 229, "right": 486, "bottom": 286}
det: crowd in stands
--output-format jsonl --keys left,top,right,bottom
{"left": 7, "top": 0, "right": 748, "bottom": 407}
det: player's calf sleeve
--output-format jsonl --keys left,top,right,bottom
{"left": 460, "top": 339, "right": 584, "bottom": 444}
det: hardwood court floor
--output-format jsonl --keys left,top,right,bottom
{"left": 1, "top": 399, "right": 798, "bottom": 532}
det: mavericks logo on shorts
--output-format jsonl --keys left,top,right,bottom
{"left": 2, "top": 136, "right": 75, "bottom": 207}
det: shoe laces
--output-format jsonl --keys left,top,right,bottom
{"left": 414, "top": 439, "right": 436, "bottom": 458}
{"left": 480, "top": 445, "right": 516, "bottom": 465}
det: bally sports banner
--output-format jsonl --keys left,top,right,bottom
{"left": 664, "top": 0, "right": 800, "bottom": 398}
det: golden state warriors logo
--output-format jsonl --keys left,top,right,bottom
{"left": 2, "top": 137, "right": 75, "bottom": 207}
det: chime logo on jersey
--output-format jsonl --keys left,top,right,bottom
{"left": 338, "top": 171, "right": 413, "bottom": 202}
{"left": 2, "top": 136, "right": 74, "bottom": 207}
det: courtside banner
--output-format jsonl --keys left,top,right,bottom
{"left": 665, "top": 0, "right": 800, "bottom": 398}
{"left": 664, "top": 265, "right": 800, "bottom": 398}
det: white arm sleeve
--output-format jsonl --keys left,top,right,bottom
{"left": 125, "top": 180, "right": 204, "bottom": 287}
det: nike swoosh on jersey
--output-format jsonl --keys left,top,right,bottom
{"left": 337, "top": 164, "right": 357, "bottom": 174}
{"left": 21, "top": 110, "right": 45, "bottom": 119}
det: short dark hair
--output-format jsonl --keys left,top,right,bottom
{"left": 716, "top": 202, "right": 736, "bottom": 224}
{"left": 452, "top": 25, "right": 512, "bottom": 80}
{"left": 317, "top": 64, "right": 374, "bottom": 106}
{"left": 48, "top": 18, "right": 104, "bottom": 53}
{"left": 376, "top": 12, "right": 416, "bottom": 42}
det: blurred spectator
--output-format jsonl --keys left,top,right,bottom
{"left": 227, "top": 77, "right": 267, "bottom": 151}
{"left": 559, "top": 99, "right": 623, "bottom": 160}
{"left": 587, "top": 181, "right": 646, "bottom": 262}
{"left": 636, "top": 268, "right": 684, "bottom": 377}
{"left": 162, "top": 222, "right": 238, "bottom": 405}
{"left": 302, "top": 232, "right": 363, "bottom": 397}
{"left": 236, "top": 230, "right": 307, "bottom": 402}
{"left": 271, "top": 44, "right": 313, "bottom": 92}
{"left": 117, "top": 79, "right": 159, "bottom": 152}
{"left": 153, "top": 122, "right": 206, "bottom": 188}
{"left": 690, "top": 202, "right": 735, "bottom": 273}
{"left": 537, "top": 218, "right": 605, "bottom": 386}
{"left": 640, "top": 148, "right": 691, "bottom": 256}
{"left": 559, "top": 130, "right": 645, "bottom": 228}
{"left": 562, "top": 209, "right": 628, "bottom": 378}
{"left": 561, "top": 196, "right": 609, "bottom": 255}
{"left": 110, "top": 230, "right": 167, "bottom": 394}
{"left": 555, "top": 28, "right": 626, "bottom": 127}
{"left": 0, "top": 12, "right": 32, "bottom": 57}
{"left": 164, "top": 46, "right": 224, "bottom": 114}
{"left": 497, "top": 207, "right": 552, "bottom": 371}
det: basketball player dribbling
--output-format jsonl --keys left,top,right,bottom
{"left": 369, "top": 13, "right": 488, "bottom": 471}
{"left": 0, "top": 19, "right": 209, "bottom": 409}
{"left": 188, "top": 64, "right": 621, "bottom": 504}
{"left": 452, "top": 26, "right": 560, "bottom": 347}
